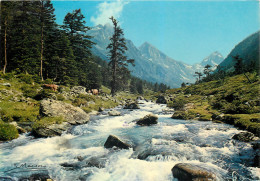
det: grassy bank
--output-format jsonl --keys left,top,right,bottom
{"left": 0, "top": 73, "right": 142, "bottom": 141}
{"left": 166, "top": 72, "right": 260, "bottom": 136}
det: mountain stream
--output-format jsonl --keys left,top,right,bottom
{"left": 0, "top": 100, "right": 259, "bottom": 181}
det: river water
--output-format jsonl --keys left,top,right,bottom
{"left": 0, "top": 101, "right": 259, "bottom": 181}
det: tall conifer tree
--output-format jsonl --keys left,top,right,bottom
{"left": 107, "top": 16, "right": 134, "bottom": 96}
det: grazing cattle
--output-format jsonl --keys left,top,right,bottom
{"left": 91, "top": 89, "right": 99, "bottom": 95}
{"left": 87, "top": 89, "right": 99, "bottom": 95}
{"left": 43, "top": 84, "right": 58, "bottom": 91}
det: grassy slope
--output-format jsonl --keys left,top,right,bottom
{"left": 0, "top": 73, "right": 141, "bottom": 141}
{"left": 167, "top": 72, "right": 260, "bottom": 136}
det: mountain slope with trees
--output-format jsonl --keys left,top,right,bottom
{"left": 217, "top": 31, "right": 259, "bottom": 72}
{"left": 89, "top": 24, "right": 196, "bottom": 88}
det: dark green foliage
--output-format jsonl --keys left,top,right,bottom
{"left": 107, "top": 16, "right": 134, "bottom": 96}
{"left": 194, "top": 72, "right": 203, "bottom": 82}
{"left": 203, "top": 64, "right": 213, "bottom": 77}
{"left": 217, "top": 31, "right": 259, "bottom": 73}
{"left": 34, "top": 89, "right": 55, "bottom": 100}
{"left": 62, "top": 9, "right": 95, "bottom": 87}
{"left": 233, "top": 55, "right": 243, "bottom": 74}
{"left": 167, "top": 98, "right": 187, "bottom": 110}
{"left": 21, "top": 85, "right": 40, "bottom": 99}
{"left": 0, "top": 123, "right": 19, "bottom": 141}
{"left": 0, "top": 1, "right": 158, "bottom": 95}
{"left": 17, "top": 74, "right": 36, "bottom": 84}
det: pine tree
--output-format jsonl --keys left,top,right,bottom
{"left": 203, "top": 64, "right": 212, "bottom": 77}
{"left": 233, "top": 55, "right": 243, "bottom": 74}
{"left": 194, "top": 72, "right": 203, "bottom": 81}
{"left": 10, "top": 1, "right": 41, "bottom": 74}
{"left": 233, "top": 55, "right": 251, "bottom": 83}
{"left": 136, "top": 80, "right": 144, "bottom": 94}
{"left": 62, "top": 9, "right": 94, "bottom": 86}
{"left": 107, "top": 16, "right": 134, "bottom": 96}
{"left": 38, "top": 0, "right": 56, "bottom": 81}
{"left": 130, "top": 79, "right": 137, "bottom": 94}
{"left": 0, "top": 1, "right": 16, "bottom": 74}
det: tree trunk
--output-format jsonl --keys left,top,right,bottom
{"left": 3, "top": 19, "right": 7, "bottom": 74}
{"left": 40, "top": 1, "right": 44, "bottom": 81}
{"left": 40, "top": 23, "right": 44, "bottom": 81}
{"left": 243, "top": 72, "right": 252, "bottom": 83}
{"left": 111, "top": 58, "right": 116, "bottom": 97}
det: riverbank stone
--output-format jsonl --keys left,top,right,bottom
{"left": 40, "top": 99, "right": 89, "bottom": 124}
{"left": 136, "top": 114, "right": 158, "bottom": 126}
{"left": 232, "top": 132, "right": 258, "bottom": 142}
{"left": 171, "top": 163, "right": 217, "bottom": 181}
{"left": 104, "top": 135, "right": 131, "bottom": 149}
{"left": 32, "top": 122, "right": 72, "bottom": 138}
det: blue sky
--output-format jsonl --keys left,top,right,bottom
{"left": 52, "top": 0, "right": 259, "bottom": 65}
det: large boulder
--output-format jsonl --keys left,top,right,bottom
{"left": 156, "top": 96, "right": 167, "bottom": 104}
{"left": 108, "top": 110, "right": 121, "bottom": 116}
{"left": 124, "top": 102, "right": 140, "bottom": 109}
{"left": 171, "top": 163, "right": 217, "bottom": 181}
{"left": 40, "top": 99, "right": 89, "bottom": 125}
{"left": 32, "top": 122, "right": 72, "bottom": 138}
{"left": 70, "top": 86, "right": 86, "bottom": 95}
{"left": 104, "top": 135, "right": 131, "bottom": 149}
{"left": 232, "top": 132, "right": 258, "bottom": 142}
{"left": 136, "top": 114, "right": 158, "bottom": 126}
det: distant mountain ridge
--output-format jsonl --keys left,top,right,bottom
{"left": 193, "top": 51, "right": 224, "bottom": 72}
{"left": 217, "top": 31, "right": 259, "bottom": 72}
{"left": 88, "top": 24, "right": 224, "bottom": 87}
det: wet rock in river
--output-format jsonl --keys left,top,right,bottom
{"left": 19, "top": 173, "right": 53, "bottom": 181}
{"left": 123, "top": 102, "right": 140, "bottom": 109}
{"left": 98, "top": 107, "right": 104, "bottom": 112}
{"left": 171, "top": 163, "right": 217, "bottom": 181}
{"left": 60, "top": 162, "right": 81, "bottom": 170}
{"left": 232, "top": 132, "right": 258, "bottom": 142}
{"left": 104, "top": 135, "right": 131, "bottom": 149}
{"left": 136, "top": 114, "right": 158, "bottom": 126}
{"left": 86, "top": 157, "right": 106, "bottom": 168}
{"left": 156, "top": 96, "right": 167, "bottom": 104}
{"left": 108, "top": 110, "right": 121, "bottom": 116}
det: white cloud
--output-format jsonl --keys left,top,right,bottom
{"left": 91, "top": 0, "right": 128, "bottom": 26}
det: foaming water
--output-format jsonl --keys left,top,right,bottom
{"left": 0, "top": 100, "right": 259, "bottom": 181}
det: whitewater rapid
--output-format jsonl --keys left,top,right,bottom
{"left": 0, "top": 101, "right": 259, "bottom": 181}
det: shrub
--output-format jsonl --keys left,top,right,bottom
{"left": 34, "top": 89, "right": 55, "bottom": 100}
{"left": 32, "top": 116, "right": 65, "bottom": 129}
{"left": 171, "top": 111, "right": 195, "bottom": 120}
{"left": 0, "top": 72, "right": 16, "bottom": 80}
{"left": 43, "top": 78, "right": 53, "bottom": 84}
{"left": 0, "top": 123, "right": 19, "bottom": 141}
{"left": 21, "top": 85, "right": 39, "bottom": 98}
{"left": 57, "top": 94, "right": 65, "bottom": 101}
{"left": 17, "top": 74, "right": 34, "bottom": 84}
{"left": 167, "top": 98, "right": 187, "bottom": 110}
{"left": 0, "top": 102, "right": 38, "bottom": 122}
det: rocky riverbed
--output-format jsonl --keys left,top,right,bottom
{"left": 0, "top": 100, "right": 259, "bottom": 181}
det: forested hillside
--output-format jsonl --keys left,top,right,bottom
{"left": 217, "top": 31, "right": 259, "bottom": 72}
{"left": 0, "top": 1, "right": 167, "bottom": 94}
